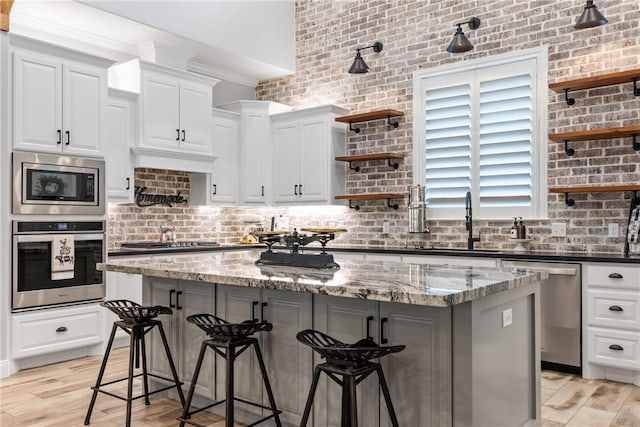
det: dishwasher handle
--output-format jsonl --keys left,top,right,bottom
{"left": 501, "top": 261, "right": 577, "bottom": 276}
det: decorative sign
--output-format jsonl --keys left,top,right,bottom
{"left": 134, "top": 186, "right": 188, "bottom": 207}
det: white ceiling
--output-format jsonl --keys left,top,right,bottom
{"left": 9, "top": 0, "right": 296, "bottom": 86}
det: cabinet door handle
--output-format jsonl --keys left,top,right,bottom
{"left": 56, "top": 326, "right": 68, "bottom": 333}
{"left": 261, "top": 186, "right": 265, "bottom": 197}
{"left": 181, "top": 129, "right": 185, "bottom": 141}
{"left": 212, "top": 184, "right": 217, "bottom": 195}
{"left": 294, "top": 184, "right": 298, "bottom": 195}
{"left": 65, "top": 130, "right": 70, "bottom": 145}
{"left": 366, "top": 315, "right": 374, "bottom": 341}
{"left": 176, "top": 129, "right": 180, "bottom": 141}
{"left": 176, "top": 291, "right": 183, "bottom": 310}
{"left": 608, "top": 273, "right": 623, "bottom": 279}
{"left": 126, "top": 177, "right": 130, "bottom": 190}
{"left": 380, "top": 317, "right": 389, "bottom": 344}
{"left": 609, "top": 305, "right": 624, "bottom": 312}
{"left": 261, "top": 302, "right": 268, "bottom": 322}
{"left": 251, "top": 301, "right": 259, "bottom": 322}
{"left": 169, "top": 289, "right": 176, "bottom": 308}
{"left": 609, "top": 344, "right": 624, "bottom": 351}
{"left": 299, "top": 184, "right": 303, "bottom": 195}
{"left": 57, "top": 129, "right": 62, "bottom": 144}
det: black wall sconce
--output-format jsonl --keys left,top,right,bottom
{"left": 348, "top": 41, "right": 383, "bottom": 74}
{"left": 446, "top": 17, "right": 481, "bottom": 53}
{"left": 575, "top": 0, "right": 608, "bottom": 29}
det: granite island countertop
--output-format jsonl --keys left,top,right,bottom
{"left": 98, "top": 249, "right": 548, "bottom": 307}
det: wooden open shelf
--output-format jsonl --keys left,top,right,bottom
{"left": 550, "top": 69, "right": 640, "bottom": 106}
{"left": 549, "top": 70, "right": 640, "bottom": 93}
{"left": 549, "top": 125, "right": 640, "bottom": 142}
{"left": 549, "top": 185, "right": 640, "bottom": 206}
{"left": 549, "top": 125, "right": 640, "bottom": 155}
{"left": 335, "top": 109, "right": 404, "bottom": 133}
{"left": 335, "top": 193, "right": 406, "bottom": 210}
{"left": 335, "top": 152, "right": 405, "bottom": 172}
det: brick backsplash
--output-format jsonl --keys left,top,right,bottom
{"left": 109, "top": 1, "right": 639, "bottom": 255}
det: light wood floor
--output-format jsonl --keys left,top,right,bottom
{"left": 1, "top": 347, "right": 638, "bottom": 426}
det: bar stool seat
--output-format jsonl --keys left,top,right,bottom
{"left": 179, "top": 313, "right": 282, "bottom": 427}
{"left": 296, "top": 329, "right": 405, "bottom": 427}
{"left": 84, "top": 300, "right": 185, "bottom": 427}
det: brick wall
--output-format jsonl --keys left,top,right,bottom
{"left": 108, "top": 1, "right": 639, "bottom": 255}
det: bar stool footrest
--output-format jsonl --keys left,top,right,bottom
{"left": 91, "top": 372, "right": 183, "bottom": 402}
{"left": 179, "top": 397, "right": 282, "bottom": 427}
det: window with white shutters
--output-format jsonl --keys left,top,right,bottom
{"left": 413, "top": 49, "right": 547, "bottom": 220}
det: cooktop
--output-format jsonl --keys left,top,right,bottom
{"left": 120, "top": 241, "right": 220, "bottom": 249}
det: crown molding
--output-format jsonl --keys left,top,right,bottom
{"left": 188, "top": 60, "right": 258, "bottom": 88}
{"left": 10, "top": 11, "right": 138, "bottom": 57}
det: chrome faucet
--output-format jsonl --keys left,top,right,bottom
{"left": 465, "top": 191, "right": 480, "bottom": 250}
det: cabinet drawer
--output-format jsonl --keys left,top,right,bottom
{"left": 587, "top": 289, "right": 640, "bottom": 331}
{"left": 12, "top": 305, "right": 102, "bottom": 359}
{"left": 586, "top": 327, "right": 640, "bottom": 371}
{"left": 585, "top": 264, "right": 640, "bottom": 290}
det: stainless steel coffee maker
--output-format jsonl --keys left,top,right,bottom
{"left": 408, "top": 185, "right": 429, "bottom": 233}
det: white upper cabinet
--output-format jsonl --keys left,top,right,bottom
{"left": 271, "top": 105, "right": 348, "bottom": 205}
{"left": 217, "top": 100, "right": 292, "bottom": 205}
{"left": 105, "top": 89, "right": 136, "bottom": 203}
{"left": 11, "top": 36, "right": 112, "bottom": 158}
{"left": 190, "top": 108, "right": 241, "bottom": 206}
{"left": 109, "top": 59, "right": 219, "bottom": 173}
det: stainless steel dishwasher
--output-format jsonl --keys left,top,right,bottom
{"left": 501, "top": 260, "right": 582, "bottom": 374}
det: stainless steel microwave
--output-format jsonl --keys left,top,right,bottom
{"left": 13, "top": 151, "right": 105, "bottom": 215}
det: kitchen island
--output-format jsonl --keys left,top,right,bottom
{"left": 99, "top": 249, "right": 547, "bottom": 427}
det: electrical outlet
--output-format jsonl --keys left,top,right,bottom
{"left": 382, "top": 221, "right": 390, "bottom": 234}
{"left": 502, "top": 308, "right": 513, "bottom": 328}
{"left": 551, "top": 222, "right": 566, "bottom": 237}
{"left": 608, "top": 223, "right": 619, "bottom": 237}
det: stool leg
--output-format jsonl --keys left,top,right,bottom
{"left": 340, "top": 377, "right": 350, "bottom": 427}
{"left": 125, "top": 326, "right": 138, "bottom": 427}
{"left": 300, "top": 366, "right": 322, "bottom": 427}
{"left": 252, "top": 340, "right": 282, "bottom": 427}
{"left": 84, "top": 323, "right": 118, "bottom": 425}
{"left": 180, "top": 341, "right": 208, "bottom": 427}
{"left": 139, "top": 327, "right": 150, "bottom": 406}
{"left": 156, "top": 322, "right": 185, "bottom": 405}
{"left": 376, "top": 366, "right": 399, "bottom": 427}
{"left": 225, "top": 343, "right": 235, "bottom": 427}
{"left": 348, "top": 375, "right": 358, "bottom": 427}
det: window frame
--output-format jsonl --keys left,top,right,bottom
{"left": 412, "top": 47, "right": 548, "bottom": 220}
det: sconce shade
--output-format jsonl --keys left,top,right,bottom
{"left": 575, "top": 0, "right": 608, "bottom": 29}
{"left": 349, "top": 51, "right": 370, "bottom": 74}
{"left": 447, "top": 26, "right": 474, "bottom": 53}
{"left": 348, "top": 41, "right": 383, "bottom": 74}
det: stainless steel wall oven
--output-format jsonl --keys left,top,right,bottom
{"left": 12, "top": 221, "right": 106, "bottom": 311}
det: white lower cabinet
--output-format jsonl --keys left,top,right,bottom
{"left": 215, "top": 285, "right": 312, "bottom": 426}
{"left": 146, "top": 277, "right": 216, "bottom": 400}
{"left": 583, "top": 263, "right": 640, "bottom": 385}
{"left": 312, "top": 295, "right": 451, "bottom": 427}
{"left": 12, "top": 304, "right": 103, "bottom": 359}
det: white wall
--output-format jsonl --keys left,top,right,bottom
{"left": 212, "top": 80, "right": 256, "bottom": 106}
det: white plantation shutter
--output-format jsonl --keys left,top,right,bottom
{"left": 415, "top": 53, "right": 546, "bottom": 219}
{"left": 424, "top": 79, "right": 472, "bottom": 208}
{"left": 478, "top": 71, "right": 533, "bottom": 209}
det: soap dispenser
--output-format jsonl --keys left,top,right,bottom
{"left": 510, "top": 218, "right": 518, "bottom": 239}
{"left": 517, "top": 217, "right": 527, "bottom": 239}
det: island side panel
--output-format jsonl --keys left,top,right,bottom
{"left": 452, "top": 281, "right": 541, "bottom": 427}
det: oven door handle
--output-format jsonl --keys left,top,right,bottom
{"left": 15, "top": 233, "right": 105, "bottom": 242}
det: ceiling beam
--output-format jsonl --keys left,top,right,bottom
{"left": 1, "top": 0, "right": 14, "bottom": 32}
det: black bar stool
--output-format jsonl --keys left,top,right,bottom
{"left": 84, "top": 300, "right": 185, "bottom": 427}
{"left": 179, "top": 313, "right": 282, "bottom": 427}
{"left": 296, "top": 329, "right": 405, "bottom": 427}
